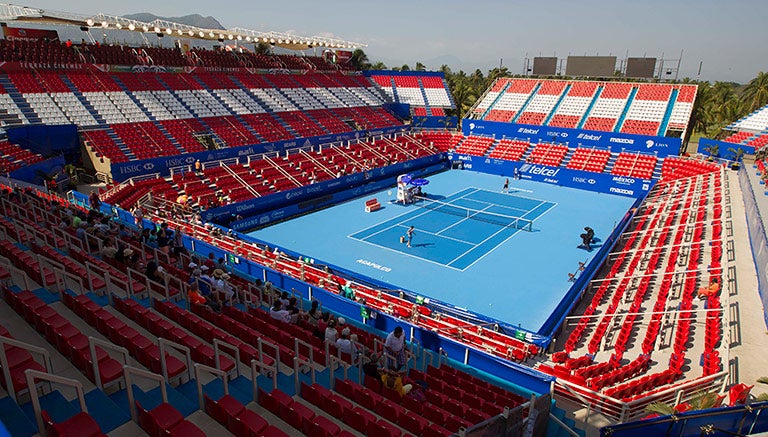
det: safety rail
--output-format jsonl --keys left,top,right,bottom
{"left": 554, "top": 370, "right": 729, "bottom": 423}
{"left": 0, "top": 336, "right": 54, "bottom": 402}
{"left": 263, "top": 155, "right": 301, "bottom": 187}
{"left": 88, "top": 336, "right": 129, "bottom": 390}
{"left": 25, "top": 369, "right": 88, "bottom": 437}
{"left": 157, "top": 338, "right": 193, "bottom": 384}
{"left": 123, "top": 365, "right": 168, "bottom": 422}
{"left": 220, "top": 161, "right": 261, "bottom": 197}
{"left": 378, "top": 136, "right": 418, "bottom": 160}
{"left": 330, "top": 144, "right": 364, "bottom": 169}
{"left": 193, "top": 363, "right": 229, "bottom": 411}
{"left": 213, "top": 338, "right": 241, "bottom": 378}
{"left": 299, "top": 149, "right": 337, "bottom": 179}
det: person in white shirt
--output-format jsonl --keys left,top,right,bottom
{"left": 336, "top": 328, "right": 358, "bottom": 357}
{"left": 269, "top": 300, "right": 291, "bottom": 323}
{"left": 384, "top": 326, "right": 406, "bottom": 370}
{"left": 324, "top": 319, "right": 339, "bottom": 344}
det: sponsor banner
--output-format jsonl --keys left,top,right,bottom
{"left": 334, "top": 50, "right": 353, "bottom": 64}
{"left": 461, "top": 119, "right": 681, "bottom": 158}
{"left": 205, "top": 154, "right": 446, "bottom": 224}
{"left": 698, "top": 137, "right": 754, "bottom": 158}
{"left": 451, "top": 154, "right": 653, "bottom": 198}
{"left": 2, "top": 26, "right": 59, "bottom": 42}
{"left": 110, "top": 126, "right": 409, "bottom": 182}
{"left": 364, "top": 70, "right": 446, "bottom": 78}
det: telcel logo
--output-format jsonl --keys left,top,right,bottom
{"left": 520, "top": 164, "right": 560, "bottom": 177}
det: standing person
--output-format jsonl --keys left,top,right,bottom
{"left": 502, "top": 177, "right": 509, "bottom": 193}
{"left": 194, "top": 159, "right": 202, "bottom": 174}
{"left": 406, "top": 226, "right": 415, "bottom": 248}
{"left": 514, "top": 167, "right": 521, "bottom": 180}
{"left": 384, "top": 326, "right": 407, "bottom": 370}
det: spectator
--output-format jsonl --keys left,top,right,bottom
{"left": 101, "top": 238, "right": 119, "bottom": 258}
{"left": 212, "top": 269, "right": 234, "bottom": 303}
{"left": 203, "top": 252, "right": 216, "bottom": 270}
{"left": 215, "top": 257, "right": 226, "bottom": 271}
{"left": 270, "top": 300, "right": 291, "bottom": 323}
{"left": 307, "top": 300, "right": 322, "bottom": 327}
{"left": 324, "top": 319, "right": 338, "bottom": 344}
{"left": 336, "top": 327, "right": 358, "bottom": 357}
{"left": 384, "top": 326, "right": 407, "bottom": 370}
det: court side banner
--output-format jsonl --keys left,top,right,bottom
{"left": 698, "top": 137, "right": 754, "bottom": 157}
{"left": 450, "top": 154, "right": 653, "bottom": 198}
{"left": 462, "top": 119, "right": 681, "bottom": 158}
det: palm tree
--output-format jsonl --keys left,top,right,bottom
{"left": 743, "top": 71, "right": 768, "bottom": 113}
{"left": 450, "top": 80, "right": 478, "bottom": 119}
{"left": 369, "top": 61, "right": 387, "bottom": 70}
{"left": 415, "top": 62, "right": 426, "bottom": 71}
{"left": 349, "top": 49, "right": 370, "bottom": 70}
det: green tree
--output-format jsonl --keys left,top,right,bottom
{"left": 415, "top": 62, "right": 426, "bottom": 71}
{"left": 743, "top": 71, "right": 768, "bottom": 113}
{"left": 369, "top": 61, "right": 387, "bottom": 70}
{"left": 400, "top": 64, "right": 411, "bottom": 71}
{"left": 349, "top": 49, "right": 371, "bottom": 70}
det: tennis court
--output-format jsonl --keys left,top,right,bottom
{"left": 349, "top": 188, "right": 556, "bottom": 270}
{"left": 247, "top": 169, "right": 635, "bottom": 333}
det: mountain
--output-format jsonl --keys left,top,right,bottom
{"left": 123, "top": 13, "right": 225, "bottom": 30}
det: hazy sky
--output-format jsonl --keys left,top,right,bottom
{"left": 14, "top": 0, "right": 768, "bottom": 83}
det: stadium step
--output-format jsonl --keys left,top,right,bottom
{"left": 0, "top": 395, "right": 37, "bottom": 437}
{"left": 657, "top": 88, "right": 679, "bottom": 136}
{"left": 59, "top": 77, "right": 108, "bottom": 125}
{"left": 544, "top": 83, "right": 572, "bottom": 126}
{"left": 613, "top": 86, "right": 639, "bottom": 132}
{"left": 511, "top": 82, "right": 542, "bottom": 124}
{"left": 576, "top": 85, "right": 604, "bottom": 130}
{"left": 481, "top": 80, "right": 512, "bottom": 119}
{"left": 0, "top": 78, "right": 41, "bottom": 123}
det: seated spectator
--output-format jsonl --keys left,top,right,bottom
{"left": 324, "top": 319, "right": 338, "bottom": 344}
{"left": 698, "top": 279, "right": 721, "bottom": 300}
{"left": 381, "top": 368, "right": 413, "bottom": 398}
{"left": 101, "top": 238, "right": 119, "bottom": 258}
{"left": 286, "top": 297, "right": 304, "bottom": 323}
{"left": 336, "top": 327, "right": 358, "bottom": 357}
{"left": 212, "top": 269, "right": 234, "bottom": 302}
{"left": 270, "top": 300, "right": 291, "bottom": 323}
{"left": 307, "top": 300, "right": 322, "bottom": 327}
{"left": 203, "top": 252, "right": 216, "bottom": 270}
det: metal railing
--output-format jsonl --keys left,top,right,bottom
{"left": 25, "top": 369, "right": 87, "bottom": 437}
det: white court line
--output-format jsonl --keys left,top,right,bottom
{"left": 449, "top": 195, "right": 559, "bottom": 270}
{"left": 394, "top": 224, "right": 476, "bottom": 245}
{"left": 468, "top": 186, "right": 548, "bottom": 204}
{"left": 349, "top": 236, "right": 467, "bottom": 272}
{"left": 347, "top": 187, "right": 478, "bottom": 241}
{"left": 436, "top": 202, "right": 497, "bottom": 236}
{"left": 447, "top": 219, "right": 521, "bottom": 267}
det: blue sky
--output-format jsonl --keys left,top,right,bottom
{"left": 17, "top": 0, "right": 768, "bottom": 83}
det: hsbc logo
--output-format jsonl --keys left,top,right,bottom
{"left": 143, "top": 163, "right": 154, "bottom": 170}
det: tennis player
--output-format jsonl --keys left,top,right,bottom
{"left": 502, "top": 178, "right": 509, "bottom": 193}
{"left": 406, "top": 226, "right": 415, "bottom": 248}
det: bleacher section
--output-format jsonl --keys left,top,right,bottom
{"left": 0, "top": 183, "right": 540, "bottom": 437}
{"left": 471, "top": 79, "right": 696, "bottom": 137}
{"left": 0, "top": 140, "right": 46, "bottom": 173}
{"left": 0, "top": 67, "right": 404, "bottom": 164}
{"left": 542, "top": 159, "right": 726, "bottom": 421}
{"left": 367, "top": 72, "right": 454, "bottom": 117}
{"left": 728, "top": 102, "right": 768, "bottom": 133}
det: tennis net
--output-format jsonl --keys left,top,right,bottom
{"left": 413, "top": 196, "right": 533, "bottom": 231}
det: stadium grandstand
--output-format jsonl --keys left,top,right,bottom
{"left": 0, "top": 3, "right": 767, "bottom": 437}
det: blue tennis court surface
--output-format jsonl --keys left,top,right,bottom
{"left": 248, "top": 169, "right": 635, "bottom": 333}
{"left": 349, "top": 188, "right": 556, "bottom": 270}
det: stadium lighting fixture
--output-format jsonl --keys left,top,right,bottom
{"left": 218, "top": 33, "right": 224, "bottom": 39}
{"left": 128, "top": 24, "right": 135, "bottom": 31}
{"left": 245, "top": 36, "right": 251, "bottom": 42}
{"left": 269, "top": 38, "right": 275, "bottom": 43}
{"left": 209, "top": 31, "right": 215, "bottom": 37}
{"left": 166, "top": 28, "right": 172, "bottom": 34}
{"left": 188, "top": 30, "right": 194, "bottom": 36}
{"left": 142, "top": 25, "right": 149, "bottom": 32}
{"left": 236, "top": 35, "right": 242, "bottom": 41}
{"left": 277, "top": 39, "right": 283, "bottom": 44}
{"left": 262, "top": 37, "right": 268, "bottom": 42}
{"left": 228, "top": 34, "right": 233, "bottom": 40}
{"left": 101, "top": 21, "right": 108, "bottom": 28}
{"left": 153, "top": 26, "right": 160, "bottom": 33}
{"left": 116, "top": 23, "right": 122, "bottom": 29}
{"left": 86, "top": 19, "right": 94, "bottom": 26}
